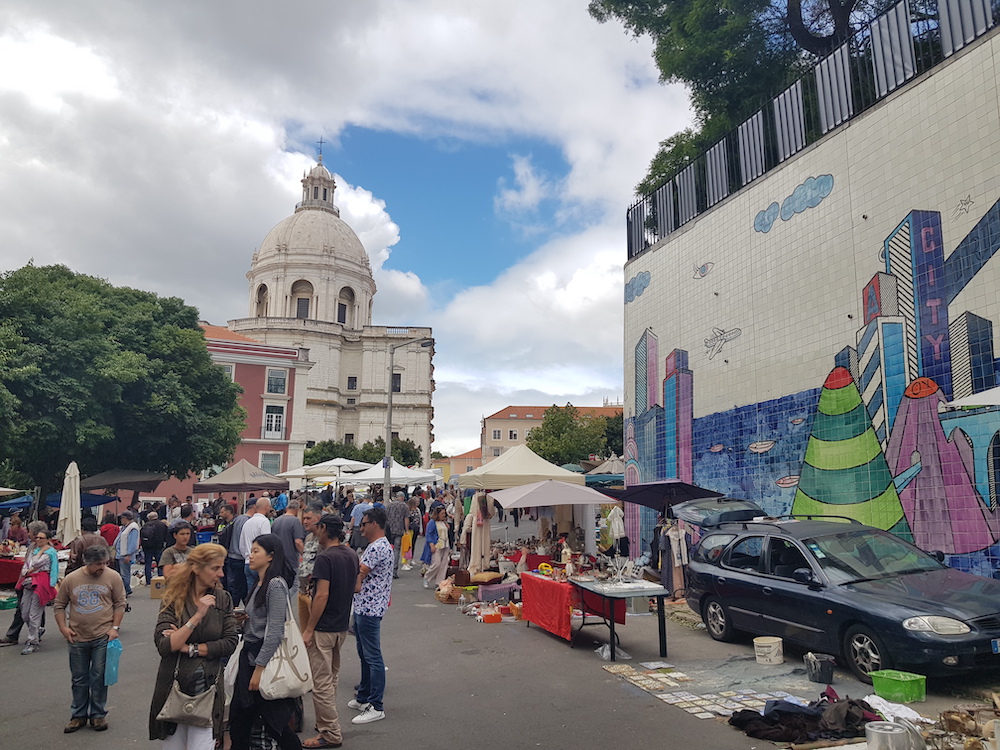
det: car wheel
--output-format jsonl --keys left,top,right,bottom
{"left": 703, "top": 596, "right": 737, "bottom": 642}
{"left": 843, "top": 624, "right": 892, "bottom": 683}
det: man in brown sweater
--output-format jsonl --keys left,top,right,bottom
{"left": 53, "top": 545, "right": 127, "bottom": 733}
{"left": 65, "top": 516, "right": 113, "bottom": 574}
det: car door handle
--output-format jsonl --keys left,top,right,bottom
{"left": 762, "top": 587, "right": 773, "bottom": 595}
{"left": 716, "top": 577, "right": 726, "bottom": 585}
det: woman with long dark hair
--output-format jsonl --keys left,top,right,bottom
{"left": 229, "top": 534, "right": 301, "bottom": 750}
{"left": 149, "top": 543, "right": 237, "bottom": 749}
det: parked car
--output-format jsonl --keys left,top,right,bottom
{"left": 670, "top": 497, "right": 764, "bottom": 527}
{"left": 685, "top": 516, "right": 1000, "bottom": 681}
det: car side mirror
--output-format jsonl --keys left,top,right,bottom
{"left": 929, "top": 550, "right": 945, "bottom": 562}
{"left": 792, "top": 568, "right": 815, "bottom": 584}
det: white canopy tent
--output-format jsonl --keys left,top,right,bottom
{"left": 489, "top": 479, "right": 610, "bottom": 508}
{"left": 456, "top": 444, "right": 586, "bottom": 490}
{"left": 346, "top": 459, "right": 439, "bottom": 485}
{"left": 278, "top": 457, "right": 372, "bottom": 479}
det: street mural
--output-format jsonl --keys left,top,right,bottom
{"left": 626, "top": 197, "right": 1000, "bottom": 576}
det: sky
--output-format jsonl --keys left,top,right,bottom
{"left": 0, "top": 1, "right": 691, "bottom": 457}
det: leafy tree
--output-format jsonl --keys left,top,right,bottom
{"left": 589, "top": 0, "right": 892, "bottom": 192}
{"left": 430, "top": 450, "right": 445, "bottom": 460}
{"left": 526, "top": 404, "right": 608, "bottom": 466}
{"left": 604, "top": 411, "right": 624, "bottom": 457}
{"left": 305, "top": 436, "right": 422, "bottom": 467}
{"left": 0, "top": 265, "right": 244, "bottom": 497}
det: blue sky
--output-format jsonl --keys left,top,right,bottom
{"left": 0, "top": 1, "right": 692, "bottom": 455}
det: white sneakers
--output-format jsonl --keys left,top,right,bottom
{"left": 352, "top": 706, "right": 385, "bottom": 725}
{"left": 347, "top": 699, "right": 370, "bottom": 711}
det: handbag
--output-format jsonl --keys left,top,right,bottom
{"left": 223, "top": 637, "right": 244, "bottom": 706}
{"left": 259, "top": 598, "right": 313, "bottom": 700}
{"left": 156, "top": 653, "right": 216, "bottom": 728}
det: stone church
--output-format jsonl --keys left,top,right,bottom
{"left": 229, "top": 157, "right": 434, "bottom": 468}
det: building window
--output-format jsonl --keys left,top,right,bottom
{"left": 263, "top": 405, "right": 284, "bottom": 440}
{"left": 524, "top": 428, "right": 531, "bottom": 439}
{"left": 391, "top": 373, "right": 401, "bottom": 393}
{"left": 267, "top": 368, "right": 287, "bottom": 394}
{"left": 337, "top": 303, "right": 347, "bottom": 324}
{"left": 391, "top": 431, "right": 399, "bottom": 441}
{"left": 509, "top": 430, "right": 518, "bottom": 441}
{"left": 313, "top": 186, "right": 319, "bottom": 199}
{"left": 296, "top": 298, "right": 310, "bottom": 318}
{"left": 322, "top": 188, "right": 328, "bottom": 200}
{"left": 492, "top": 429, "right": 501, "bottom": 440}
{"left": 306, "top": 441, "right": 315, "bottom": 449}
{"left": 493, "top": 447, "right": 502, "bottom": 457}
{"left": 345, "top": 433, "right": 355, "bottom": 445}
{"left": 347, "top": 376, "right": 358, "bottom": 390}
{"left": 346, "top": 398, "right": 356, "bottom": 405}
{"left": 291, "top": 279, "right": 313, "bottom": 319}
{"left": 259, "top": 452, "right": 282, "bottom": 475}
{"left": 466, "top": 465, "right": 474, "bottom": 472}
{"left": 525, "top": 413, "right": 533, "bottom": 418}
{"left": 219, "top": 363, "right": 235, "bottom": 381}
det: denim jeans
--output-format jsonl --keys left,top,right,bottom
{"left": 143, "top": 546, "right": 163, "bottom": 585}
{"left": 354, "top": 614, "right": 385, "bottom": 711}
{"left": 69, "top": 635, "right": 109, "bottom": 719}
{"left": 225, "top": 557, "right": 248, "bottom": 606}
{"left": 118, "top": 557, "right": 133, "bottom": 594}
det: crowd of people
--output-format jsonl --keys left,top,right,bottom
{"left": 1, "top": 482, "right": 476, "bottom": 750}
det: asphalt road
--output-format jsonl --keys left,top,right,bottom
{"left": 1, "top": 520, "right": 994, "bottom": 750}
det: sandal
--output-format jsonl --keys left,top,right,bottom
{"left": 303, "top": 737, "right": 342, "bottom": 748}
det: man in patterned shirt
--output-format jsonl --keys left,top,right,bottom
{"left": 348, "top": 505, "right": 393, "bottom": 725}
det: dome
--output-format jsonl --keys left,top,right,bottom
{"left": 308, "top": 162, "right": 333, "bottom": 180}
{"left": 254, "top": 209, "right": 371, "bottom": 269}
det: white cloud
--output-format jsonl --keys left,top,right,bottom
{"left": 0, "top": 0, "right": 691, "bottom": 458}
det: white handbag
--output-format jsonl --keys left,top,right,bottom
{"left": 223, "top": 637, "right": 244, "bottom": 706}
{"left": 259, "top": 599, "right": 313, "bottom": 700}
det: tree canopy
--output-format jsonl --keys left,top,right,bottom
{"left": 589, "top": 0, "right": 891, "bottom": 193}
{"left": 304, "top": 436, "right": 423, "bottom": 468}
{"left": 525, "top": 404, "right": 612, "bottom": 466}
{"left": 0, "top": 265, "right": 244, "bottom": 494}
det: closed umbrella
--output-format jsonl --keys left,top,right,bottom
{"left": 57, "top": 461, "right": 82, "bottom": 545}
{"left": 0, "top": 487, "right": 26, "bottom": 495}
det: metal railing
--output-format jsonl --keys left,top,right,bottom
{"left": 626, "top": 0, "right": 1000, "bottom": 260}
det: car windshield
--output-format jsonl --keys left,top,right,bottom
{"left": 802, "top": 528, "right": 945, "bottom": 584}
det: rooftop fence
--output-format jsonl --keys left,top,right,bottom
{"left": 626, "top": 0, "right": 999, "bottom": 260}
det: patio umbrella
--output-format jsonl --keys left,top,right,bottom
{"left": 489, "top": 479, "right": 611, "bottom": 509}
{"left": 0, "top": 487, "right": 26, "bottom": 495}
{"left": 346, "top": 459, "right": 439, "bottom": 484}
{"left": 80, "top": 469, "right": 168, "bottom": 493}
{"left": 597, "top": 479, "right": 723, "bottom": 512}
{"left": 57, "top": 461, "right": 83, "bottom": 545}
{"left": 278, "top": 457, "right": 372, "bottom": 479}
{"left": 587, "top": 456, "right": 626, "bottom": 475}
{"left": 192, "top": 459, "right": 290, "bottom": 494}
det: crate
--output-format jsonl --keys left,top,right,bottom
{"left": 869, "top": 669, "right": 926, "bottom": 703}
{"left": 0, "top": 596, "right": 17, "bottom": 610}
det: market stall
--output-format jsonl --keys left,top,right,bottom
{"left": 521, "top": 571, "right": 627, "bottom": 643}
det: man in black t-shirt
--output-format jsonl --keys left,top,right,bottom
{"left": 302, "top": 514, "right": 360, "bottom": 749}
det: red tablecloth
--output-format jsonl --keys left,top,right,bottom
{"left": 505, "top": 552, "right": 552, "bottom": 570}
{"left": 0, "top": 558, "right": 23, "bottom": 586}
{"left": 521, "top": 573, "right": 625, "bottom": 642}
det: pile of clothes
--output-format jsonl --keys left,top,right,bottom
{"left": 729, "top": 687, "right": 880, "bottom": 744}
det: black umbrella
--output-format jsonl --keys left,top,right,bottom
{"left": 597, "top": 479, "right": 723, "bottom": 512}
{"left": 80, "top": 469, "right": 169, "bottom": 493}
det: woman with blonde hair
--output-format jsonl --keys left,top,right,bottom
{"left": 149, "top": 543, "right": 237, "bottom": 750}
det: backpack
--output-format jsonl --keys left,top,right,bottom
{"left": 140, "top": 522, "right": 157, "bottom": 546}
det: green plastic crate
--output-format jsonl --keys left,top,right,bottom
{"left": 0, "top": 597, "right": 16, "bottom": 611}
{"left": 869, "top": 669, "right": 926, "bottom": 703}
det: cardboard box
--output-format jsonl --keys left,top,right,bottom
{"left": 150, "top": 576, "right": 167, "bottom": 599}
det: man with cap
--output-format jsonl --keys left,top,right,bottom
{"left": 113, "top": 511, "right": 140, "bottom": 596}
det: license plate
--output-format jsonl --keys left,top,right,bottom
{"left": 992, "top": 638, "right": 1000, "bottom": 654}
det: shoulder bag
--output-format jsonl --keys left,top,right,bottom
{"left": 259, "top": 598, "right": 313, "bottom": 700}
{"left": 156, "top": 653, "right": 216, "bottom": 728}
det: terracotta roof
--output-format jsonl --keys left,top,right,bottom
{"left": 484, "top": 405, "right": 623, "bottom": 421}
{"left": 449, "top": 447, "right": 481, "bottom": 460}
{"left": 200, "top": 324, "right": 262, "bottom": 344}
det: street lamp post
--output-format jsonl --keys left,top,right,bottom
{"left": 384, "top": 336, "right": 433, "bottom": 498}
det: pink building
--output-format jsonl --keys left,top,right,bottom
{"left": 156, "top": 324, "right": 313, "bottom": 500}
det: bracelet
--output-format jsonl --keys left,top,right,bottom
{"left": 188, "top": 642, "right": 197, "bottom": 658}
{"left": 185, "top": 620, "right": 196, "bottom": 630}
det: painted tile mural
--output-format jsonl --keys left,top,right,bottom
{"left": 626, "top": 199, "right": 1000, "bottom": 578}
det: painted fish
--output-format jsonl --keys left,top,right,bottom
{"left": 748, "top": 440, "right": 776, "bottom": 454}
{"left": 790, "top": 417, "right": 805, "bottom": 425}
{"left": 708, "top": 444, "right": 725, "bottom": 453}
{"left": 776, "top": 475, "right": 800, "bottom": 488}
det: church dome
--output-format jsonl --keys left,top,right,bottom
{"left": 255, "top": 209, "right": 370, "bottom": 269}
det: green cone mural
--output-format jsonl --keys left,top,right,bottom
{"left": 791, "top": 366, "right": 911, "bottom": 537}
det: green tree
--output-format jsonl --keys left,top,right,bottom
{"left": 304, "top": 436, "right": 423, "bottom": 468}
{"left": 0, "top": 265, "right": 244, "bottom": 496}
{"left": 604, "top": 411, "right": 624, "bottom": 457}
{"left": 526, "top": 404, "right": 608, "bottom": 466}
{"left": 430, "top": 451, "right": 445, "bottom": 460}
{"left": 589, "top": 0, "right": 892, "bottom": 192}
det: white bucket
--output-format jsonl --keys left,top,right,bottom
{"left": 754, "top": 636, "right": 784, "bottom": 665}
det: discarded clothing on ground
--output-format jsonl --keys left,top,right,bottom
{"left": 729, "top": 689, "right": 880, "bottom": 744}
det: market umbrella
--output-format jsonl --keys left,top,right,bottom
{"left": 192, "top": 459, "right": 290, "bottom": 494}
{"left": 597, "top": 479, "right": 723, "bottom": 512}
{"left": 80, "top": 469, "right": 168, "bottom": 493}
{"left": 587, "top": 456, "right": 626, "bottom": 475}
{"left": 0, "top": 487, "right": 26, "bottom": 495}
{"left": 278, "top": 457, "right": 372, "bottom": 479}
{"left": 56, "top": 461, "right": 83, "bottom": 545}
{"left": 489, "top": 479, "right": 612, "bottom": 509}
